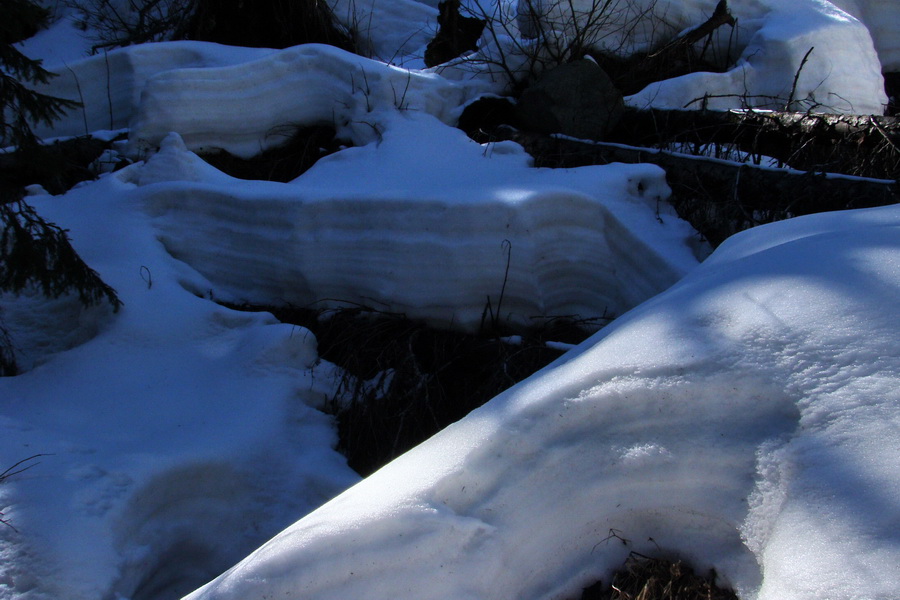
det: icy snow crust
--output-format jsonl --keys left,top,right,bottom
{"left": 2, "top": 2, "right": 900, "bottom": 600}
{"left": 186, "top": 205, "right": 900, "bottom": 600}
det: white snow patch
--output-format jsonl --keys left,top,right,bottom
{"left": 0, "top": 172, "right": 359, "bottom": 600}
{"left": 830, "top": 0, "right": 900, "bottom": 70}
{"left": 326, "top": 0, "right": 439, "bottom": 66}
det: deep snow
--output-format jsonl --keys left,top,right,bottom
{"left": 185, "top": 203, "right": 900, "bottom": 600}
{"left": 3, "top": 1, "right": 900, "bottom": 599}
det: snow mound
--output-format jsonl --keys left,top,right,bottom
{"left": 0, "top": 172, "right": 359, "bottom": 600}
{"left": 523, "top": 0, "right": 887, "bottom": 113}
{"left": 134, "top": 116, "right": 701, "bottom": 330}
{"left": 326, "top": 0, "right": 439, "bottom": 66}
{"left": 185, "top": 204, "right": 900, "bottom": 600}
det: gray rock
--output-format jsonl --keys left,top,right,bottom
{"left": 515, "top": 59, "right": 624, "bottom": 140}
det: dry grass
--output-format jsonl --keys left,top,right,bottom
{"left": 224, "top": 302, "right": 595, "bottom": 475}
{"left": 581, "top": 553, "right": 739, "bottom": 600}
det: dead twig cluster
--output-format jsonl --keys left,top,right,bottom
{"left": 581, "top": 553, "right": 738, "bottom": 600}
{"left": 612, "top": 108, "right": 900, "bottom": 181}
{"left": 1, "top": 455, "right": 47, "bottom": 530}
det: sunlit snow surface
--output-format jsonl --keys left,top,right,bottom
{"left": 2, "top": 1, "right": 900, "bottom": 599}
{"left": 832, "top": 0, "right": 900, "bottom": 70}
{"left": 184, "top": 205, "right": 900, "bottom": 600}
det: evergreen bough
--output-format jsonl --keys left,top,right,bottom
{"left": 1, "top": 0, "right": 81, "bottom": 153}
{"left": 1, "top": 0, "right": 121, "bottom": 376}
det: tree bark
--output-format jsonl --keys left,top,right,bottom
{"left": 495, "top": 128, "right": 899, "bottom": 246}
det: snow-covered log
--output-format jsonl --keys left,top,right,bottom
{"left": 500, "top": 128, "right": 899, "bottom": 245}
{"left": 128, "top": 44, "right": 484, "bottom": 158}
{"left": 133, "top": 120, "right": 701, "bottom": 330}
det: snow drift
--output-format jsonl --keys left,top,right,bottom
{"left": 185, "top": 203, "right": 900, "bottom": 600}
{"left": 0, "top": 171, "right": 360, "bottom": 600}
{"left": 128, "top": 44, "right": 484, "bottom": 158}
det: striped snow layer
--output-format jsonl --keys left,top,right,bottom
{"left": 130, "top": 118, "right": 702, "bottom": 331}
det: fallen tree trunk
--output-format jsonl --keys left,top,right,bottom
{"left": 611, "top": 108, "right": 900, "bottom": 180}
{"left": 496, "top": 128, "right": 899, "bottom": 246}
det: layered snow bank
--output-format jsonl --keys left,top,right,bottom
{"left": 135, "top": 114, "right": 702, "bottom": 330}
{"left": 30, "top": 41, "right": 276, "bottom": 140}
{"left": 28, "top": 40, "right": 491, "bottom": 158}
{"left": 129, "top": 44, "right": 486, "bottom": 158}
{"left": 523, "top": 0, "right": 887, "bottom": 113}
{"left": 186, "top": 204, "right": 900, "bottom": 600}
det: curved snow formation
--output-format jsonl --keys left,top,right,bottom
{"left": 31, "top": 41, "right": 276, "bottom": 140}
{"left": 185, "top": 204, "right": 900, "bottom": 600}
{"left": 522, "top": 0, "right": 887, "bottom": 114}
{"left": 129, "top": 44, "right": 484, "bottom": 158}
{"left": 831, "top": 0, "right": 900, "bottom": 71}
{"left": 31, "top": 42, "right": 487, "bottom": 158}
{"left": 134, "top": 115, "right": 701, "bottom": 331}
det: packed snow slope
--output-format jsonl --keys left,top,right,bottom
{"left": 3, "top": 2, "right": 899, "bottom": 600}
{"left": 0, "top": 84, "right": 702, "bottom": 600}
{"left": 186, "top": 204, "right": 900, "bottom": 600}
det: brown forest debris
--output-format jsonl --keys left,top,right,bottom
{"left": 581, "top": 553, "right": 738, "bottom": 600}
{"left": 611, "top": 108, "right": 900, "bottom": 180}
